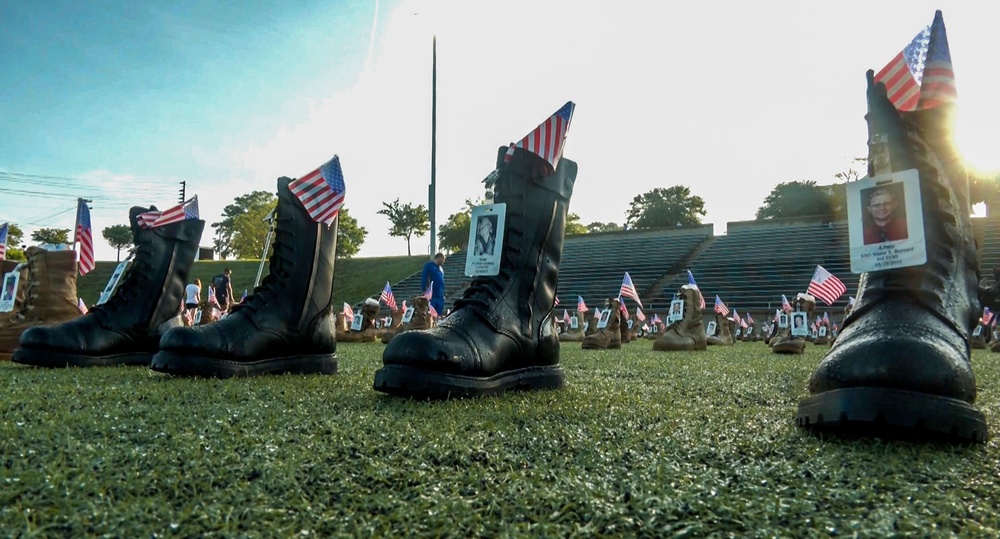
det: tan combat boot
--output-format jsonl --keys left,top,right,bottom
{"left": 0, "top": 248, "right": 82, "bottom": 360}
{"left": 0, "top": 260, "right": 30, "bottom": 329}
{"left": 558, "top": 311, "right": 585, "bottom": 342}
{"left": 770, "top": 293, "right": 815, "bottom": 354}
{"left": 653, "top": 285, "right": 707, "bottom": 351}
{"left": 337, "top": 300, "right": 380, "bottom": 343}
{"left": 581, "top": 298, "right": 622, "bottom": 350}
{"left": 706, "top": 313, "right": 734, "bottom": 345}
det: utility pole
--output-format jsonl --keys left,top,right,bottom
{"left": 429, "top": 35, "right": 437, "bottom": 257}
{"left": 179, "top": 181, "right": 187, "bottom": 203}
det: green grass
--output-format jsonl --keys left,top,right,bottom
{"left": 76, "top": 255, "right": 426, "bottom": 308}
{"left": 3, "top": 344, "right": 1000, "bottom": 536}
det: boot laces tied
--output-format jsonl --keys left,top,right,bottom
{"left": 92, "top": 234, "right": 155, "bottom": 322}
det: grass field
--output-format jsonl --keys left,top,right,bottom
{"left": 76, "top": 255, "right": 426, "bottom": 309}
{"left": 2, "top": 343, "right": 1000, "bottom": 537}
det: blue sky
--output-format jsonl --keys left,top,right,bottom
{"left": 2, "top": 1, "right": 999, "bottom": 262}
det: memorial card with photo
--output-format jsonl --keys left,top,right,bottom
{"left": 706, "top": 320, "right": 717, "bottom": 336}
{"left": 668, "top": 299, "right": 684, "bottom": 322}
{"left": 973, "top": 325, "right": 983, "bottom": 337}
{"left": 98, "top": 258, "right": 131, "bottom": 306}
{"left": 596, "top": 309, "right": 611, "bottom": 329}
{"left": 790, "top": 312, "right": 809, "bottom": 337}
{"left": 746, "top": 325, "right": 754, "bottom": 336}
{"left": 401, "top": 306, "right": 415, "bottom": 324}
{"left": 350, "top": 313, "right": 364, "bottom": 331}
{"left": 819, "top": 326, "right": 828, "bottom": 337}
{"left": 734, "top": 328, "right": 741, "bottom": 337}
{"left": 811, "top": 328, "right": 818, "bottom": 339}
{"left": 846, "top": 169, "right": 926, "bottom": 273}
{"left": 465, "top": 203, "right": 506, "bottom": 277}
{"left": 778, "top": 313, "right": 788, "bottom": 329}
{"left": 583, "top": 321, "right": 590, "bottom": 332}
{"left": 0, "top": 272, "right": 19, "bottom": 312}
{"left": 570, "top": 316, "right": 579, "bottom": 329}
{"left": 627, "top": 319, "right": 633, "bottom": 329}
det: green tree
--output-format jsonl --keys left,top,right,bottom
{"left": 31, "top": 227, "right": 71, "bottom": 245}
{"left": 755, "top": 181, "right": 834, "bottom": 221}
{"left": 4, "top": 223, "right": 25, "bottom": 261}
{"left": 566, "top": 213, "right": 587, "bottom": 235}
{"left": 625, "top": 186, "right": 706, "bottom": 229}
{"left": 336, "top": 208, "right": 367, "bottom": 258}
{"left": 377, "top": 198, "right": 430, "bottom": 256}
{"left": 102, "top": 224, "right": 133, "bottom": 261}
{"left": 437, "top": 199, "right": 489, "bottom": 254}
{"left": 586, "top": 221, "right": 622, "bottom": 233}
{"left": 212, "top": 191, "right": 277, "bottom": 259}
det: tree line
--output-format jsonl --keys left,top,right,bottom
{"left": 5, "top": 163, "right": 998, "bottom": 261}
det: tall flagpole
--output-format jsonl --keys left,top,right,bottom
{"left": 429, "top": 35, "right": 437, "bottom": 256}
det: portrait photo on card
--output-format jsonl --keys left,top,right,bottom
{"left": 401, "top": 307, "right": 415, "bottom": 324}
{"left": 0, "top": 272, "right": 18, "bottom": 312}
{"left": 846, "top": 169, "right": 926, "bottom": 273}
{"left": 465, "top": 203, "right": 506, "bottom": 277}
{"left": 570, "top": 316, "right": 579, "bottom": 329}
{"left": 791, "top": 312, "right": 808, "bottom": 337}
{"left": 668, "top": 299, "right": 684, "bottom": 321}
{"left": 597, "top": 309, "right": 611, "bottom": 329}
{"left": 706, "top": 320, "right": 717, "bottom": 336}
{"left": 819, "top": 326, "right": 828, "bottom": 337}
{"left": 973, "top": 325, "right": 983, "bottom": 337}
{"left": 350, "top": 313, "right": 364, "bottom": 331}
{"left": 778, "top": 313, "right": 788, "bottom": 328}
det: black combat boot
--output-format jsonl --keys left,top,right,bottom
{"left": 375, "top": 146, "right": 577, "bottom": 398}
{"left": 797, "top": 71, "right": 987, "bottom": 442}
{"left": 13, "top": 207, "right": 203, "bottom": 367}
{"left": 151, "top": 177, "right": 337, "bottom": 378}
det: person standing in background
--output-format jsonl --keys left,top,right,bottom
{"left": 421, "top": 253, "right": 446, "bottom": 316}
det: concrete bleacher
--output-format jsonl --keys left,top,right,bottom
{"left": 653, "top": 218, "right": 857, "bottom": 313}
{"left": 554, "top": 225, "right": 712, "bottom": 312}
{"left": 362, "top": 214, "right": 1000, "bottom": 318}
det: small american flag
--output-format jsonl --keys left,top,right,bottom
{"left": 577, "top": 296, "right": 589, "bottom": 313}
{"left": 379, "top": 281, "right": 397, "bottom": 310}
{"left": 554, "top": 296, "right": 560, "bottom": 306}
{"left": 875, "top": 11, "right": 955, "bottom": 111}
{"left": 77, "top": 297, "right": 88, "bottom": 314}
{"left": 289, "top": 155, "right": 346, "bottom": 226}
{"left": 635, "top": 307, "right": 646, "bottom": 322}
{"left": 619, "top": 272, "right": 643, "bottom": 308}
{"left": 75, "top": 199, "right": 95, "bottom": 275}
{"left": 513, "top": 101, "right": 575, "bottom": 172}
{"left": 686, "top": 270, "right": 706, "bottom": 309}
{"left": 823, "top": 312, "right": 830, "bottom": 324}
{"left": 343, "top": 302, "right": 355, "bottom": 320}
{"left": 563, "top": 309, "right": 570, "bottom": 324}
{"left": 617, "top": 297, "right": 629, "bottom": 320}
{"left": 143, "top": 196, "right": 200, "bottom": 228}
{"left": 208, "top": 286, "right": 218, "bottom": 306}
{"left": 807, "top": 265, "right": 847, "bottom": 306}
{"left": 714, "top": 295, "right": 730, "bottom": 316}
{"left": 429, "top": 304, "right": 438, "bottom": 318}
{"left": 401, "top": 300, "right": 408, "bottom": 312}
{"left": 732, "top": 309, "right": 740, "bottom": 326}
{"left": 984, "top": 307, "right": 994, "bottom": 326}
{"left": 746, "top": 313, "right": 754, "bottom": 326}
{"left": 0, "top": 223, "right": 8, "bottom": 262}
{"left": 781, "top": 294, "right": 792, "bottom": 313}
{"left": 421, "top": 282, "right": 433, "bottom": 300}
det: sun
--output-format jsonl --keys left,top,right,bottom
{"left": 957, "top": 110, "right": 1000, "bottom": 176}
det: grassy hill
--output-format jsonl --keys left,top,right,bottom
{"left": 77, "top": 255, "right": 427, "bottom": 308}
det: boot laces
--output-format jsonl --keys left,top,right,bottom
{"left": 92, "top": 233, "right": 155, "bottom": 322}
{"left": 453, "top": 186, "right": 525, "bottom": 312}
{"left": 233, "top": 211, "right": 295, "bottom": 315}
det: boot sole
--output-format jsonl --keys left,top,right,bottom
{"left": 150, "top": 351, "right": 338, "bottom": 378}
{"left": 12, "top": 347, "right": 152, "bottom": 368}
{"left": 373, "top": 364, "right": 565, "bottom": 399}
{"left": 797, "top": 387, "right": 988, "bottom": 443}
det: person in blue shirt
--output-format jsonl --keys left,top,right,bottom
{"left": 421, "top": 253, "right": 446, "bottom": 315}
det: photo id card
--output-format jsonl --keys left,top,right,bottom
{"left": 570, "top": 316, "right": 579, "bottom": 329}
{"left": 98, "top": 258, "right": 132, "bottom": 306}
{"left": 627, "top": 319, "right": 633, "bottom": 329}
{"left": 596, "top": 309, "right": 611, "bottom": 329}
{"left": 778, "top": 313, "right": 789, "bottom": 329}
{"left": 667, "top": 299, "right": 684, "bottom": 323}
{"left": 401, "top": 307, "right": 415, "bottom": 324}
{"left": 790, "top": 312, "right": 809, "bottom": 337}
{"left": 465, "top": 203, "right": 506, "bottom": 277}
{"left": 973, "top": 325, "right": 983, "bottom": 337}
{"left": 747, "top": 325, "right": 754, "bottom": 336}
{"left": 846, "top": 169, "right": 926, "bottom": 273}
{"left": 706, "top": 320, "right": 717, "bottom": 336}
{"left": 0, "top": 271, "right": 19, "bottom": 312}
{"left": 734, "top": 328, "right": 741, "bottom": 337}
{"left": 350, "top": 313, "right": 364, "bottom": 331}
{"left": 819, "top": 326, "right": 828, "bottom": 337}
